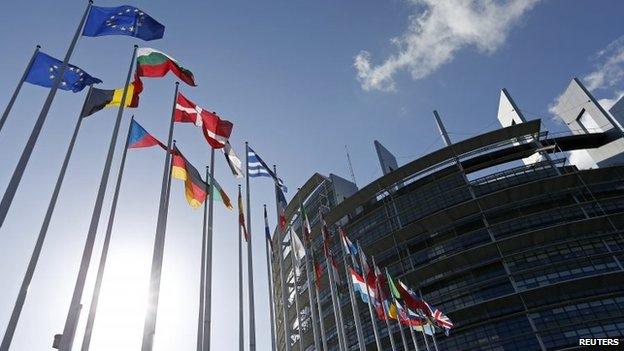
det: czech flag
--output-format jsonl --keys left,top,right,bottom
{"left": 128, "top": 119, "right": 164, "bottom": 149}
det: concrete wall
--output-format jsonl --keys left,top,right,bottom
{"left": 554, "top": 78, "right": 624, "bottom": 168}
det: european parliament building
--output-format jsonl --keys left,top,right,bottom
{"left": 270, "top": 78, "right": 624, "bottom": 351}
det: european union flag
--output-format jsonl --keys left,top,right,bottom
{"left": 83, "top": 5, "right": 165, "bottom": 41}
{"left": 25, "top": 52, "right": 102, "bottom": 93}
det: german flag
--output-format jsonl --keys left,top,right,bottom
{"left": 171, "top": 147, "right": 207, "bottom": 208}
{"left": 81, "top": 82, "right": 141, "bottom": 118}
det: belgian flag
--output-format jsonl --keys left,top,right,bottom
{"left": 81, "top": 82, "right": 141, "bottom": 118}
{"left": 171, "top": 147, "right": 208, "bottom": 208}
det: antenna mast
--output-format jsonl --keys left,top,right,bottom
{"left": 345, "top": 145, "right": 357, "bottom": 186}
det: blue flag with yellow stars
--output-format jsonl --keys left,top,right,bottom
{"left": 25, "top": 52, "right": 102, "bottom": 93}
{"left": 83, "top": 5, "right": 165, "bottom": 41}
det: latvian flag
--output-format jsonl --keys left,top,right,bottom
{"left": 175, "top": 92, "right": 233, "bottom": 149}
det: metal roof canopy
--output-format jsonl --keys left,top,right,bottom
{"left": 308, "top": 121, "right": 542, "bottom": 234}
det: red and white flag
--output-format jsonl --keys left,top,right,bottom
{"left": 175, "top": 92, "right": 233, "bottom": 149}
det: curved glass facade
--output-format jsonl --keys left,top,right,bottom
{"left": 271, "top": 120, "right": 624, "bottom": 351}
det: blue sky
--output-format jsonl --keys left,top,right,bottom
{"left": 0, "top": 1, "right": 624, "bottom": 350}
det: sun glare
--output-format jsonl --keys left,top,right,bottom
{"left": 86, "top": 247, "right": 149, "bottom": 351}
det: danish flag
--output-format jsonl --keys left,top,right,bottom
{"left": 175, "top": 92, "right": 233, "bottom": 148}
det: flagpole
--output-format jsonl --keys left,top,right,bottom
{"left": 372, "top": 258, "right": 397, "bottom": 351}
{"left": 141, "top": 81, "right": 180, "bottom": 351}
{"left": 80, "top": 115, "right": 135, "bottom": 351}
{"left": 58, "top": 44, "right": 138, "bottom": 351}
{"left": 312, "top": 253, "right": 328, "bottom": 351}
{"left": 0, "top": 44, "right": 41, "bottom": 134}
{"left": 288, "top": 229, "right": 304, "bottom": 351}
{"left": 276, "top": 228, "right": 292, "bottom": 351}
{"left": 304, "top": 247, "right": 321, "bottom": 351}
{"left": 244, "top": 142, "right": 257, "bottom": 351}
{"left": 263, "top": 204, "right": 277, "bottom": 351}
{"left": 235, "top": 192, "right": 245, "bottom": 351}
{"left": 297, "top": 192, "right": 321, "bottom": 351}
{"left": 321, "top": 217, "right": 346, "bottom": 351}
{"left": 409, "top": 326, "right": 420, "bottom": 351}
{"left": 331, "top": 258, "right": 348, "bottom": 351}
{"left": 396, "top": 313, "right": 409, "bottom": 350}
{"left": 203, "top": 148, "right": 216, "bottom": 351}
{"left": 0, "top": 1, "right": 92, "bottom": 229}
{"left": 419, "top": 321, "right": 431, "bottom": 351}
{"left": 141, "top": 139, "right": 175, "bottom": 351}
{"left": 383, "top": 298, "right": 397, "bottom": 351}
{"left": 329, "top": 232, "right": 348, "bottom": 351}
{"left": 0, "top": 84, "right": 93, "bottom": 351}
{"left": 238, "top": 194, "right": 245, "bottom": 351}
{"left": 271, "top": 166, "right": 292, "bottom": 351}
{"left": 196, "top": 166, "right": 209, "bottom": 351}
{"left": 414, "top": 294, "right": 432, "bottom": 351}
{"left": 429, "top": 329, "right": 440, "bottom": 351}
{"left": 338, "top": 230, "right": 365, "bottom": 351}
{"left": 386, "top": 269, "right": 409, "bottom": 351}
{"left": 356, "top": 242, "right": 382, "bottom": 351}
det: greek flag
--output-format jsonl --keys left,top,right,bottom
{"left": 247, "top": 146, "right": 287, "bottom": 191}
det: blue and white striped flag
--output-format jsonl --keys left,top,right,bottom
{"left": 247, "top": 145, "right": 287, "bottom": 191}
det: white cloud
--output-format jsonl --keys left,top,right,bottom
{"left": 597, "top": 91, "right": 624, "bottom": 112}
{"left": 584, "top": 36, "right": 624, "bottom": 91}
{"left": 354, "top": 0, "right": 540, "bottom": 91}
{"left": 547, "top": 92, "right": 565, "bottom": 121}
{"left": 549, "top": 34, "right": 624, "bottom": 123}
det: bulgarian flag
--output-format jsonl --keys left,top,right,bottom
{"left": 136, "top": 47, "right": 196, "bottom": 86}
